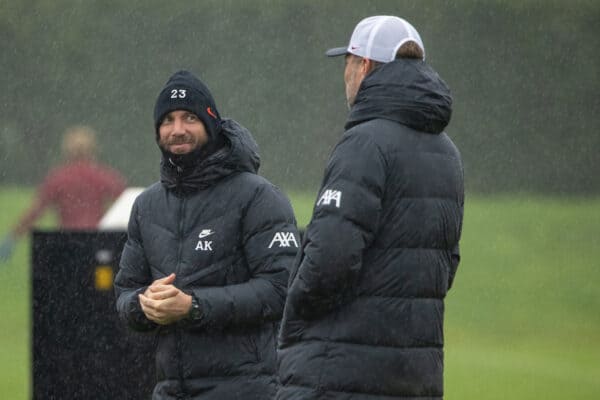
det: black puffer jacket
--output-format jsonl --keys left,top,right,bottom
{"left": 115, "top": 119, "right": 299, "bottom": 400}
{"left": 277, "top": 59, "right": 464, "bottom": 400}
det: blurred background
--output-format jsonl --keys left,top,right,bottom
{"left": 1, "top": 0, "right": 598, "bottom": 193}
{"left": 1, "top": 0, "right": 599, "bottom": 399}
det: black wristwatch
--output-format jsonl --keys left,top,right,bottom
{"left": 188, "top": 294, "right": 203, "bottom": 321}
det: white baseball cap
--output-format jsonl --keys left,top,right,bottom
{"left": 326, "top": 15, "right": 425, "bottom": 62}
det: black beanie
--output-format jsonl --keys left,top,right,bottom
{"left": 153, "top": 70, "right": 221, "bottom": 140}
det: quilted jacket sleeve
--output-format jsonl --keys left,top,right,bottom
{"left": 287, "top": 130, "right": 386, "bottom": 319}
{"left": 114, "top": 199, "right": 157, "bottom": 332}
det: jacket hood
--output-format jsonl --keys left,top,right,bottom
{"left": 346, "top": 59, "right": 452, "bottom": 134}
{"left": 219, "top": 118, "right": 261, "bottom": 173}
{"left": 160, "top": 118, "right": 260, "bottom": 192}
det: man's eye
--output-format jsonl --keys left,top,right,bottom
{"left": 186, "top": 114, "right": 198, "bottom": 121}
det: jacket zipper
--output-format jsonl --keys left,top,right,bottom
{"left": 175, "top": 196, "right": 188, "bottom": 397}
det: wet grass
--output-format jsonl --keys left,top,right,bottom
{"left": 445, "top": 195, "right": 600, "bottom": 399}
{"left": 1, "top": 188, "right": 599, "bottom": 399}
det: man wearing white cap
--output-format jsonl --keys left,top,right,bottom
{"left": 277, "top": 16, "right": 464, "bottom": 399}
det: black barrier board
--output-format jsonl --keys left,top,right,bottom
{"left": 32, "top": 231, "right": 155, "bottom": 399}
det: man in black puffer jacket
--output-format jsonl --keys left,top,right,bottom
{"left": 114, "top": 70, "right": 299, "bottom": 399}
{"left": 277, "top": 16, "right": 464, "bottom": 400}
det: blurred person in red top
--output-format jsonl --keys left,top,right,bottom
{"left": 0, "top": 125, "right": 126, "bottom": 262}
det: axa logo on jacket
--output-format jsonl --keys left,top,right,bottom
{"left": 268, "top": 232, "right": 298, "bottom": 249}
{"left": 317, "top": 189, "right": 342, "bottom": 208}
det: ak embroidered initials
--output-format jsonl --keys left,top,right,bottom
{"left": 195, "top": 241, "right": 213, "bottom": 251}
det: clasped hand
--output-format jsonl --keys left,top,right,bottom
{"left": 139, "top": 273, "right": 192, "bottom": 325}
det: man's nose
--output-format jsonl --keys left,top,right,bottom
{"left": 172, "top": 117, "right": 186, "bottom": 134}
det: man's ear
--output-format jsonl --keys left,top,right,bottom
{"left": 361, "top": 58, "right": 377, "bottom": 75}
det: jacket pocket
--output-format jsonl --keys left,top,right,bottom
{"left": 179, "top": 255, "right": 236, "bottom": 287}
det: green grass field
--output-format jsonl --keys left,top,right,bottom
{"left": 1, "top": 188, "right": 599, "bottom": 399}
